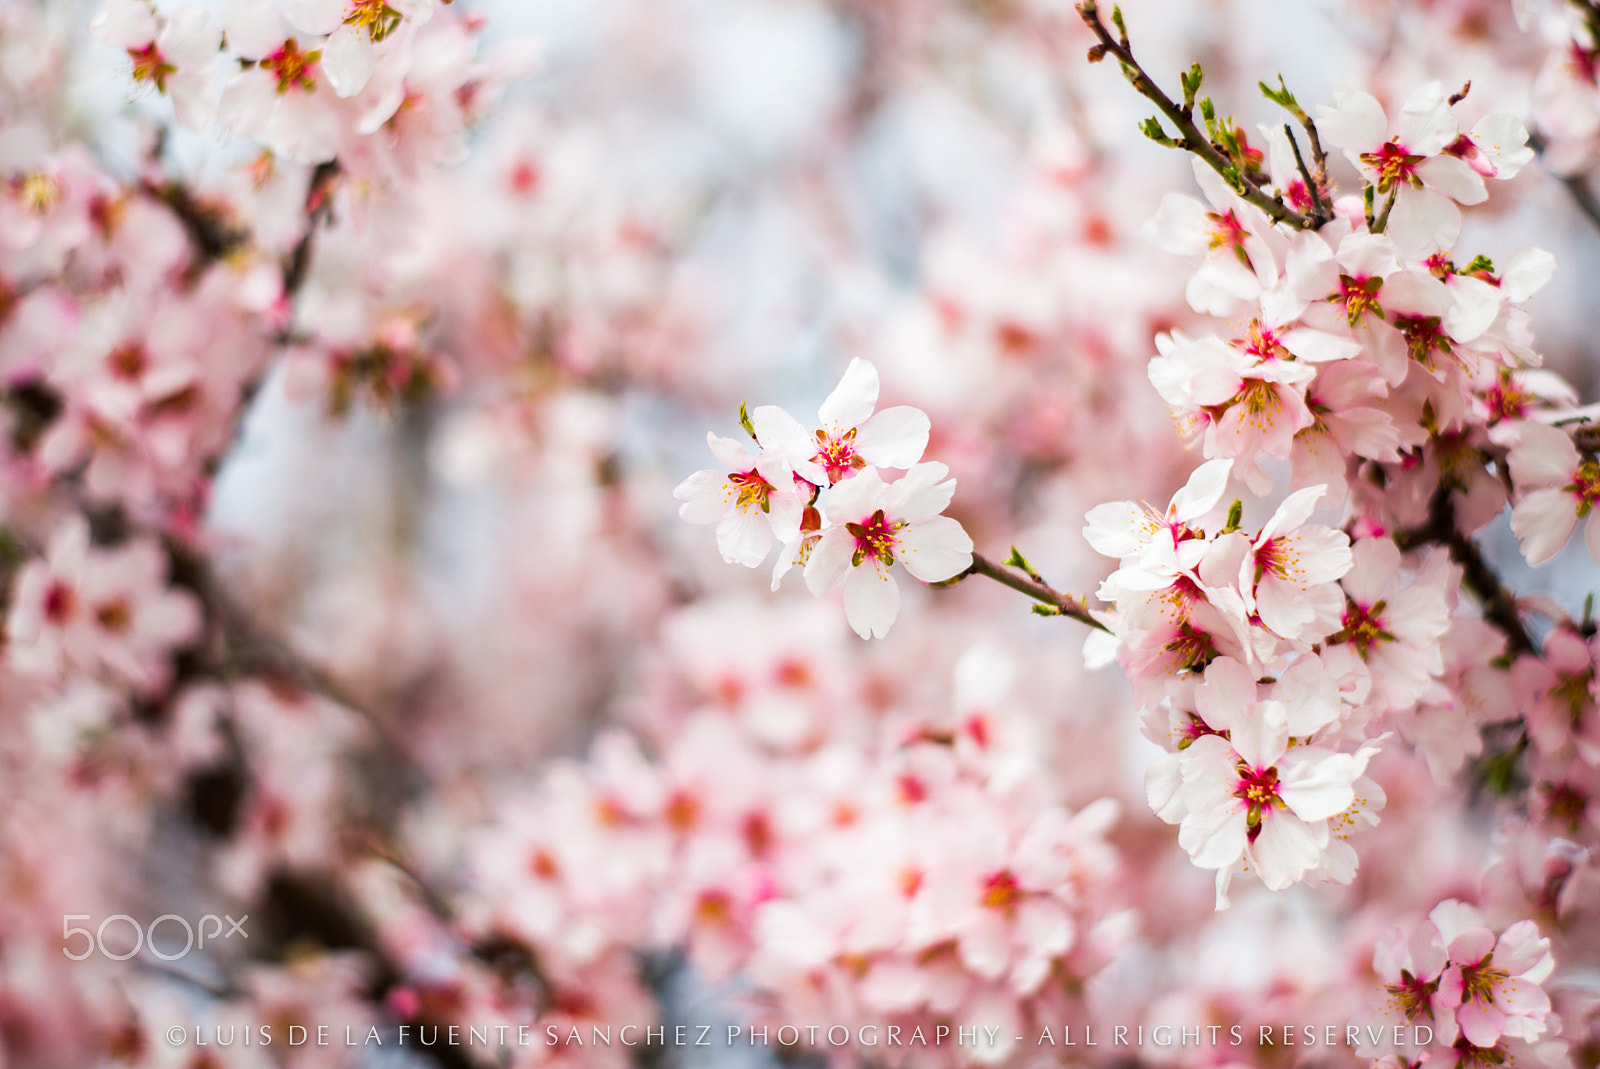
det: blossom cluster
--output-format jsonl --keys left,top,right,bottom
{"left": 676, "top": 358, "right": 974, "bottom": 639}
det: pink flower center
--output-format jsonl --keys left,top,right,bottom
{"left": 1206, "top": 209, "right": 1251, "bottom": 268}
{"left": 128, "top": 44, "right": 174, "bottom": 92}
{"left": 1329, "top": 274, "right": 1385, "bottom": 326}
{"left": 1359, "top": 141, "right": 1425, "bottom": 194}
{"left": 727, "top": 469, "right": 775, "bottom": 513}
{"left": 94, "top": 597, "right": 132, "bottom": 634}
{"left": 1456, "top": 958, "right": 1508, "bottom": 1007}
{"left": 344, "top": 0, "right": 402, "bottom": 42}
{"left": 43, "top": 579, "right": 76, "bottom": 624}
{"left": 1393, "top": 314, "right": 1451, "bottom": 367}
{"left": 1334, "top": 599, "right": 1395, "bottom": 657}
{"left": 845, "top": 508, "right": 901, "bottom": 567}
{"left": 1233, "top": 763, "right": 1284, "bottom": 838}
{"left": 812, "top": 427, "right": 865, "bottom": 484}
{"left": 1384, "top": 969, "right": 1439, "bottom": 1021}
{"left": 1565, "top": 458, "right": 1600, "bottom": 516}
{"left": 1236, "top": 318, "right": 1287, "bottom": 362}
{"left": 263, "top": 39, "right": 320, "bottom": 94}
{"left": 980, "top": 870, "right": 1022, "bottom": 912}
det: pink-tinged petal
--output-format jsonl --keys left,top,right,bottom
{"left": 824, "top": 465, "right": 884, "bottom": 522}
{"left": 283, "top": 0, "right": 346, "bottom": 35}
{"left": 1177, "top": 801, "right": 1248, "bottom": 870}
{"left": 1194, "top": 657, "right": 1255, "bottom": 733}
{"left": 168, "top": 70, "right": 218, "bottom": 131}
{"left": 92, "top": 0, "right": 158, "bottom": 48}
{"left": 842, "top": 561, "right": 899, "bottom": 639}
{"left": 1336, "top": 232, "right": 1401, "bottom": 278}
{"left": 817, "top": 357, "right": 878, "bottom": 433}
{"left": 1471, "top": 113, "right": 1532, "bottom": 177}
{"left": 1492, "top": 921, "right": 1551, "bottom": 976}
{"left": 1457, "top": 998, "right": 1506, "bottom": 1048}
{"left": 1257, "top": 485, "right": 1325, "bottom": 542}
{"left": 1315, "top": 91, "right": 1387, "bottom": 152}
{"left": 1277, "top": 752, "right": 1358, "bottom": 821}
{"left": 1279, "top": 327, "right": 1361, "bottom": 363}
{"left": 1437, "top": 964, "right": 1465, "bottom": 1008}
{"left": 221, "top": 0, "right": 286, "bottom": 60}
{"left": 321, "top": 24, "right": 374, "bottom": 98}
{"left": 1274, "top": 656, "right": 1342, "bottom": 736}
{"left": 161, "top": 6, "right": 222, "bottom": 65}
{"left": 1144, "top": 193, "right": 1213, "bottom": 256}
{"left": 1395, "top": 82, "right": 1455, "bottom": 153}
{"left": 1146, "top": 752, "right": 1185, "bottom": 822}
{"left": 1229, "top": 701, "right": 1288, "bottom": 770}
{"left": 1510, "top": 489, "right": 1578, "bottom": 566}
{"left": 1509, "top": 422, "right": 1581, "bottom": 489}
{"left": 1249, "top": 811, "right": 1323, "bottom": 889}
{"left": 715, "top": 507, "right": 770, "bottom": 568}
{"left": 1342, "top": 537, "right": 1399, "bottom": 605}
{"left": 897, "top": 516, "right": 972, "bottom": 583}
{"left": 218, "top": 69, "right": 278, "bottom": 138}
{"left": 956, "top": 910, "right": 1010, "bottom": 980}
{"left": 1587, "top": 513, "right": 1600, "bottom": 568}
{"left": 1385, "top": 188, "right": 1461, "bottom": 260}
{"left": 1381, "top": 269, "right": 1452, "bottom": 317}
{"left": 1415, "top": 154, "right": 1487, "bottom": 205}
{"left": 705, "top": 430, "right": 753, "bottom": 473}
{"left": 1015, "top": 897, "right": 1074, "bottom": 965}
{"left": 1443, "top": 276, "right": 1502, "bottom": 342}
{"left": 1501, "top": 248, "right": 1556, "bottom": 302}
{"left": 748, "top": 404, "right": 821, "bottom": 481}
{"left": 766, "top": 485, "right": 804, "bottom": 544}
{"left": 1170, "top": 458, "right": 1234, "bottom": 521}
{"left": 1447, "top": 927, "right": 1496, "bottom": 966}
{"left": 1084, "top": 500, "right": 1152, "bottom": 559}
{"left": 1493, "top": 978, "right": 1550, "bottom": 1016}
{"left": 803, "top": 528, "right": 853, "bottom": 595}
{"left": 883, "top": 462, "right": 953, "bottom": 521}
{"left": 855, "top": 405, "right": 929, "bottom": 470}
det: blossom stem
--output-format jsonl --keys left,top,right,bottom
{"left": 1075, "top": 1, "right": 1317, "bottom": 231}
{"left": 937, "top": 551, "right": 1112, "bottom": 632}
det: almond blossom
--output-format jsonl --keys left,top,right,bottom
{"left": 674, "top": 432, "right": 807, "bottom": 568}
{"left": 804, "top": 464, "right": 972, "bottom": 639}
{"left": 751, "top": 358, "right": 931, "bottom": 486}
{"left": 1508, "top": 420, "right": 1600, "bottom": 566}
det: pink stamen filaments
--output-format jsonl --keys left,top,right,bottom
{"left": 812, "top": 427, "right": 866, "bottom": 484}
{"left": 845, "top": 509, "right": 901, "bottom": 567}
{"left": 1359, "top": 142, "right": 1425, "bottom": 193}
{"left": 1233, "top": 763, "right": 1284, "bottom": 840}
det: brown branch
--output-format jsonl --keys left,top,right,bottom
{"left": 1075, "top": 1, "right": 1317, "bottom": 231}
{"left": 1393, "top": 489, "right": 1536, "bottom": 656}
{"left": 936, "top": 551, "right": 1111, "bottom": 632}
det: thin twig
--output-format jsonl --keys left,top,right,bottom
{"left": 936, "top": 551, "right": 1111, "bottom": 632}
{"left": 1075, "top": 1, "right": 1317, "bottom": 231}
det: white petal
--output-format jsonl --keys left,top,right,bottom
{"left": 1249, "top": 813, "right": 1324, "bottom": 889}
{"left": 855, "top": 405, "right": 929, "bottom": 470}
{"left": 1316, "top": 92, "right": 1387, "bottom": 151}
{"left": 1277, "top": 753, "right": 1359, "bottom": 821}
{"left": 715, "top": 507, "right": 770, "bottom": 568}
{"left": 897, "top": 516, "right": 972, "bottom": 583}
{"left": 222, "top": 0, "right": 286, "bottom": 59}
{"left": 1511, "top": 489, "right": 1578, "bottom": 567}
{"left": 842, "top": 561, "right": 899, "bottom": 639}
{"left": 1415, "top": 154, "right": 1486, "bottom": 205}
{"left": 818, "top": 357, "right": 878, "bottom": 433}
{"left": 321, "top": 25, "right": 374, "bottom": 98}
{"left": 674, "top": 470, "right": 732, "bottom": 524}
{"left": 804, "top": 528, "right": 853, "bottom": 594}
{"left": 884, "top": 462, "right": 954, "bottom": 522}
{"left": 283, "top": 0, "right": 346, "bottom": 35}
